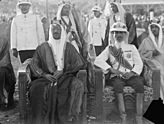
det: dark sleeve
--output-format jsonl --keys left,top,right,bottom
{"left": 137, "top": 32, "right": 149, "bottom": 47}
{"left": 64, "top": 43, "right": 86, "bottom": 73}
{"left": 0, "top": 37, "right": 9, "bottom": 61}
{"left": 71, "top": 7, "right": 90, "bottom": 58}
{"left": 29, "top": 46, "right": 45, "bottom": 78}
{"left": 126, "top": 13, "right": 138, "bottom": 47}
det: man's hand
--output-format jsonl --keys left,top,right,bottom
{"left": 152, "top": 49, "right": 160, "bottom": 57}
{"left": 71, "top": 31, "right": 78, "bottom": 41}
{"left": 123, "top": 72, "right": 136, "bottom": 79}
{"left": 53, "top": 70, "right": 63, "bottom": 80}
{"left": 67, "top": 32, "right": 73, "bottom": 42}
{"left": 90, "top": 44, "right": 94, "bottom": 50}
{"left": 108, "top": 68, "right": 123, "bottom": 76}
{"left": 12, "top": 48, "right": 18, "bottom": 58}
{"left": 43, "top": 74, "right": 56, "bottom": 83}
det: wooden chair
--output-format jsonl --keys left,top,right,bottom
{"left": 18, "top": 58, "right": 88, "bottom": 124}
{"left": 87, "top": 61, "right": 160, "bottom": 123}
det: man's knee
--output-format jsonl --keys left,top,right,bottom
{"left": 72, "top": 77, "right": 84, "bottom": 93}
{"left": 112, "top": 78, "right": 125, "bottom": 93}
{"left": 29, "top": 80, "right": 46, "bottom": 99}
{"left": 128, "top": 76, "right": 144, "bottom": 93}
{"left": 135, "top": 82, "right": 144, "bottom": 93}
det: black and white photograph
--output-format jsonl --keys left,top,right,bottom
{"left": 0, "top": 0, "right": 164, "bottom": 124}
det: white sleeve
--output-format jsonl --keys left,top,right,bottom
{"left": 102, "top": 19, "right": 107, "bottom": 40}
{"left": 94, "top": 46, "right": 111, "bottom": 73}
{"left": 10, "top": 18, "right": 17, "bottom": 49}
{"left": 131, "top": 45, "right": 143, "bottom": 75}
{"left": 88, "top": 20, "right": 93, "bottom": 44}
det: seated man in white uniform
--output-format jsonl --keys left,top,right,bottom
{"left": 94, "top": 22, "right": 144, "bottom": 124}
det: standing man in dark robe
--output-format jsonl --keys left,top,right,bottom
{"left": 29, "top": 21, "right": 86, "bottom": 124}
{"left": 104, "top": 0, "right": 138, "bottom": 48}
{"left": 137, "top": 21, "right": 149, "bottom": 46}
{"left": 0, "top": 22, "right": 16, "bottom": 109}
{"left": 56, "top": 1, "right": 91, "bottom": 60}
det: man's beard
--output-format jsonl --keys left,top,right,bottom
{"left": 116, "top": 37, "right": 124, "bottom": 42}
{"left": 53, "top": 33, "right": 61, "bottom": 40}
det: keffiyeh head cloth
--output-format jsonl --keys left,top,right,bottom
{"left": 56, "top": 1, "right": 80, "bottom": 45}
{"left": 48, "top": 21, "right": 67, "bottom": 71}
{"left": 104, "top": 0, "right": 125, "bottom": 23}
{"left": 56, "top": 1, "right": 77, "bottom": 32}
{"left": 56, "top": 0, "right": 72, "bottom": 21}
{"left": 148, "top": 22, "right": 163, "bottom": 49}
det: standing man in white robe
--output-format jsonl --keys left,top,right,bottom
{"left": 88, "top": 5, "right": 107, "bottom": 56}
{"left": 10, "top": 0, "right": 45, "bottom": 63}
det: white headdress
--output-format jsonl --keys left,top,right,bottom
{"left": 148, "top": 22, "right": 163, "bottom": 49}
{"left": 104, "top": 0, "right": 125, "bottom": 23}
{"left": 48, "top": 21, "right": 66, "bottom": 71}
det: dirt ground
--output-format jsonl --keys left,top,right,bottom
{"left": 0, "top": 105, "right": 19, "bottom": 124}
{"left": 0, "top": 85, "right": 19, "bottom": 124}
{"left": 0, "top": 53, "right": 20, "bottom": 124}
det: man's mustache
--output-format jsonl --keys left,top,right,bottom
{"left": 53, "top": 32, "right": 60, "bottom": 35}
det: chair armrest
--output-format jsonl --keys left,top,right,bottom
{"left": 18, "top": 58, "right": 32, "bottom": 120}
{"left": 145, "top": 60, "right": 159, "bottom": 70}
{"left": 91, "top": 66, "right": 104, "bottom": 121}
{"left": 77, "top": 69, "right": 87, "bottom": 93}
{"left": 76, "top": 69, "right": 87, "bottom": 121}
{"left": 18, "top": 58, "right": 32, "bottom": 83}
{"left": 144, "top": 61, "right": 160, "bottom": 100}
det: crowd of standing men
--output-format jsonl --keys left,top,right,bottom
{"left": 0, "top": 0, "right": 164, "bottom": 124}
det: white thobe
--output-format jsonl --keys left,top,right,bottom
{"left": 10, "top": 13, "right": 45, "bottom": 51}
{"left": 88, "top": 17, "right": 107, "bottom": 46}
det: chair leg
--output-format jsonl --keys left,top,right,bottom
{"left": 136, "top": 93, "right": 144, "bottom": 124}
{"left": 117, "top": 93, "right": 127, "bottom": 124}
{"left": 81, "top": 92, "right": 87, "bottom": 124}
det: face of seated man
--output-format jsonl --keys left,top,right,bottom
{"left": 150, "top": 24, "right": 160, "bottom": 37}
{"left": 51, "top": 24, "right": 62, "bottom": 40}
{"left": 19, "top": 4, "right": 31, "bottom": 14}
{"left": 113, "top": 31, "right": 126, "bottom": 43}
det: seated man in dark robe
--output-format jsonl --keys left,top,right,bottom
{"left": 0, "top": 22, "right": 16, "bottom": 109}
{"left": 29, "top": 21, "right": 86, "bottom": 124}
